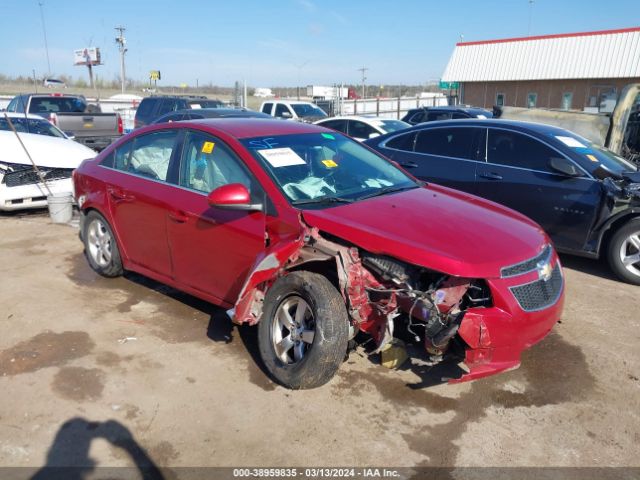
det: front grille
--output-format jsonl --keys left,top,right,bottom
{"left": 509, "top": 262, "right": 563, "bottom": 312}
{"left": 2, "top": 168, "right": 74, "bottom": 188}
{"left": 501, "top": 244, "right": 552, "bottom": 278}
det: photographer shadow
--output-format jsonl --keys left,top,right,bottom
{"left": 31, "top": 417, "right": 164, "bottom": 480}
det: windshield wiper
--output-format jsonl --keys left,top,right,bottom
{"left": 357, "top": 184, "right": 419, "bottom": 201}
{"left": 292, "top": 196, "right": 354, "bottom": 206}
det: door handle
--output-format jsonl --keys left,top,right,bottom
{"left": 478, "top": 172, "right": 503, "bottom": 180}
{"left": 168, "top": 210, "right": 189, "bottom": 223}
{"left": 108, "top": 188, "right": 135, "bottom": 203}
{"left": 399, "top": 161, "right": 418, "bottom": 168}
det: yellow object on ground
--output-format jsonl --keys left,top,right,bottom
{"left": 380, "top": 338, "right": 409, "bottom": 369}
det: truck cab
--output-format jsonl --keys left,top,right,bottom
{"left": 260, "top": 100, "right": 327, "bottom": 123}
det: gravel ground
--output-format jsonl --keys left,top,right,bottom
{"left": 0, "top": 211, "right": 638, "bottom": 478}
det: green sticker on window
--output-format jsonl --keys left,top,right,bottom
{"left": 321, "top": 133, "right": 335, "bottom": 140}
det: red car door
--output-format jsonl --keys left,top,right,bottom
{"left": 104, "top": 129, "right": 180, "bottom": 279}
{"left": 166, "top": 129, "right": 266, "bottom": 304}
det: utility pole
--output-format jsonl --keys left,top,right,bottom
{"left": 358, "top": 66, "right": 368, "bottom": 99}
{"left": 115, "top": 26, "right": 127, "bottom": 94}
{"left": 294, "top": 61, "right": 309, "bottom": 100}
{"left": 527, "top": 0, "right": 534, "bottom": 36}
{"left": 38, "top": 1, "right": 51, "bottom": 77}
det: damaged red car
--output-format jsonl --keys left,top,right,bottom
{"left": 73, "top": 119, "right": 564, "bottom": 389}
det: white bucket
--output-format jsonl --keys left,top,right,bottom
{"left": 47, "top": 193, "right": 74, "bottom": 224}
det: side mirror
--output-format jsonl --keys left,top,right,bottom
{"left": 549, "top": 157, "right": 583, "bottom": 177}
{"left": 368, "top": 132, "right": 380, "bottom": 139}
{"left": 280, "top": 111, "right": 292, "bottom": 118}
{"left": 64, "top": 131, "right": 76, "bottom": 140}
{"left": 207, "top": 183, "right": 263, "bottom": 211}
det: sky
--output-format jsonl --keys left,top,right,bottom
{"left": 0, "top": 0, "right": 638, "bottom": 88}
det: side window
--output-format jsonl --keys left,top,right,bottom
{"left": 487, "top": 130, "right": 558, "bottom": 172}
{"left": 452, "top": 112, "right": 469, "bottom": 119}
{"left": 100, "top": 151, "right": 115, "bottom": 168}
{"left": 112, "top": 141, "right": 133, "bottom": 170}
{"left": 427, "top": 111, "right": 452, "bottom": 121}
{"left": 414, "top": 127, "right": 482, "bottom": 160}
{"left": 179, "top": 131, "right": 253, "bottom": 195}
{"left": 409, "top": 112, "right": 425, "bottom": 123}
{"left": 274, "top": 104, "right": 291, "bottom": 118}
{"left": 157, "top": 99, "right": 176, "bottom": 116}
{"left": 7, "top": 97, "right": 18, "bottom": 112}
{"left": 319, "top": 120, "right": 347, "bottom": 133}
{"left": 116, "top": 130, "right": 178, "bottom": 181}
{"left": 261, "top": 103, "right": 273, "bottom": 114}
{"left": 385, "top": 132, "right": 416, "bottom": 151}
{"left": 348, "top": 121, "right": 377, "bottom": 140}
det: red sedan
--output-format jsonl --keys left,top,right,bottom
{"left": 73, "top": 119, "right": 564, "bottom": 389}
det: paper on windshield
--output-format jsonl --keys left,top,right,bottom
{"left": 259, "top": 147, "right": 306, "bottom": 167}
{"left": 555, "top": 136, "right": 586, "bottom": 148}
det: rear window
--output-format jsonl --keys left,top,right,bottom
{"left": 28, "top": 96, "right": 86, "bottom": 114}
{"left": 261, "top": 103, "right": 273, "bottom": 114}
{"left": 136, "top": 98, "right": 156, "bottom": 117}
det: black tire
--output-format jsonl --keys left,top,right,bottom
{"left": 606, "top": 219, "right": 640, "bottom": 285}
{"left": 258, "top": 271, "right": 349, "bottom": 389}
{"left": 82, "top": 210, "right": 123, "bottom": 278}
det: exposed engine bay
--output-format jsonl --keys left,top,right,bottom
{"left": 231, "top": 224, "right": 493, "bottom": 367}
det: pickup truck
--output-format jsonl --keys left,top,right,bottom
{"left": 494, "top": 83, "right": 640, "bottom": 165}
{"left": 5, "top": 94, "right": 123, "bottom": 151}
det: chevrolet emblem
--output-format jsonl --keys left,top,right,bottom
{"left": 537, "top": 259, "right": 553, "bottom": 282}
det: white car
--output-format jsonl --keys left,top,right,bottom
{"left": 0, "top": 130, "right": 96, "bottom": 211}
{"left": 43, "top": 78, "right": 66, "bottom": 89}
{"left": 260, "top": 100, "right": 328, "bottom": 122}
{"left": 0, "top": 112, "right": 71, "bottom": 139}
{"left": 314, "top": 116, "right": 410, "bottom": 141}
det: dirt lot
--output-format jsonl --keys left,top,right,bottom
{"left": 0, "top": 212, "right": 638, "bottom": 476}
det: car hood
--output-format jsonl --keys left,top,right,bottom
{"left": 301, "top": 185, "right": 548, "bottom": 279}
{"left": 0, "top": 131, "right": 96, "bottom": 169}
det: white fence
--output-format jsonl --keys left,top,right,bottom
{"left": 336, "top": 94, "right": 449, "bottom": 119}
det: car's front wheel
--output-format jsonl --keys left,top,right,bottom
{"left": 82, "top": 211, "right": 123, "bottom": 278}
{"left": 607, "top": 219, "right": 640, "bottom": 285}
{"left": 258, "top": 271, "right": 349, "bottom": 389}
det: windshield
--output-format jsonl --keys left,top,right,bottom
{"left": 28, "top": 96, "right": 86, "bottom": 114}
{"left": 291, "top": 104, "right": 327, "bottom": 118}
{"left": 241, "top": 132, "right": 417, "bottom": 208}
{"left": 376, "top": 120, "right": 410, "bottom": 133}
{"left": 0, "top": 117, "right": 66, "bottom": 138}
{"left": 551, "top": 132, "right": 637, "bottom": 178}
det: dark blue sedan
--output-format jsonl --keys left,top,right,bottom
{"left": 365, "top": 119, "right": 640, "bottom": 284}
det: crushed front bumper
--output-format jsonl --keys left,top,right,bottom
{"left": 452, "top": 256, "right": 565, "bottom": 383}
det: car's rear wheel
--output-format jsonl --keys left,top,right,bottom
{"left": 258, "top": 271, "right": 349, "bottom": 389}
{"left": 607, "top": 220, "right": 640, "bottom": 285}
{"left": 83, "top": 211, "right": 123, "bottom": 277}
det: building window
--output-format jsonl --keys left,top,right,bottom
{"left": 527, "top": 93, "right": 538, "bottom": 108}
{"left": 496, "top": 93, "right": 505, "bottom": 106}
{"left": 561, "top": 92, "right": 573, "bottom": 110}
